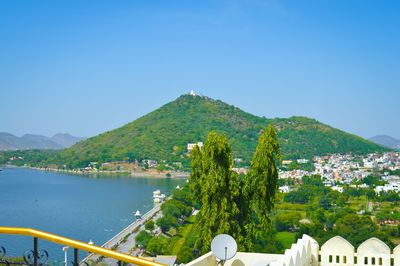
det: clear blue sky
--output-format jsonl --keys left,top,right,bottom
{"left": 1, "top": 0, "right": 399, "bottom": 139}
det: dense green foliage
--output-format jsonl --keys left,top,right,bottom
{"left": 275, "top": 212, "right": 302, "bottom": 231}
{"left": 0, "top": 149, "right": 60, "bottom": 166}
{"left": 135, "top": 231, "right": 153, "bottom": 249}
{"left": 190, "top": 127, "right": 281, "bottom": 251}
{"left": 284, "top": 175, "right": 330, "bottom": 204}
{"left": 134, "top": 185, "right": 198, "bottom": 262}
{"left": 146, "top": 236, "right": 170, "bottom": 255}
{"left": 247, "top": 126, "right": 281, "bottom": 220}
{"left": 271, "top": 116, "right": 387, "bottom": 159}
{"left": 189, "top": 132, "right": 244, "bottom": 252}
{"left": 137, "top": 171, "right": 400, "bottom": 263}
{"left": 283, "top": 161, "right": 316, "bottom": 172}
{"left": 32, "top": 94, "right": 386, "bottom": 168}
{"left": 144, "top": 220, "right": 155, "bottom": 231}
{"left": 280, "top": 175, "right": 400, "bottom": 247}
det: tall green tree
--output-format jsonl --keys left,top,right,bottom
{"left": 189, "top": 132, "right": 242, "bottom": 252}
{"left": 189, "top": 126, "right": 281, "bottom": 253}
{"left": 335, "top": 214, "right": 378, "bottom": 246}
{"left": 243, "top": 125, "right": 281, "bottom": 248}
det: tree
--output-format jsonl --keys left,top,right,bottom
{"left": 302, "top": 175, "right": 324, "bottom": 187}
{"left": 363, "top": 175, "right": 386, "bottom": 187}
{"left": 161, "top": 201, "right": 181, "bottom": 218}
{"left": 135, "top": 231, "right": 153, "bottom": 249}
{"left": 311, "top": 208, "right": 327, "bottom": 223}
{"left": 319, "top": 196, "right": 331, "bottom": 210}
{"left": 335, "top": 214, "right": 378, "bottom": 246}
{"left": 284, "top": 188, "right": 311, "bottom": 204}
{"left": 177, "top": 246, "right": 195, "bottom": 263}
{"left": 146, "top": 236, "right": 170, "bottom": 255}
{"left": 246, "top": 125, "right": 281, "bottom": 224}
{"left": 297, "top": 222, "right": 325, "bottom": 241}
{"left": 173, "top": 186, "right": 195, "bottom": 207}
{"left": 189, "top": 132, "right": 242, "bottom": 252}
{"left": 189, "top": 126, "right": 281, "bottom": 252}
{"left": 242, "top": 125, "right": 281, "bottom": 249}
{"left": 366, "top": 189, "right": 376, "bottom": 200}
{"left": 144, "top": 220, "right": 155, "bottom": 231}
{"left": 161, "top": 199, "right": 192, "bottom": 218}
{"left": 156, "top": 215, "right": 178, "bottom": 233}
{"left": 156, "top": 164, "right": 165, "bottom": 172}
{"left": 275, "top": 212, "right": 301, "bottom": 231}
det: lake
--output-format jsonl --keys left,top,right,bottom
{"left": 0, "top": 167, "right": 185, "bottom": 263}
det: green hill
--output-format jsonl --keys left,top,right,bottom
{"left": 48, "top": 94, "right": 387, "bottom": 168}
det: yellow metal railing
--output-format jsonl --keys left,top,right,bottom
{"left": 0, "top": 227, "right": 164, "bottom": 266}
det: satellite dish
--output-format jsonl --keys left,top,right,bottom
{"left": 211, "top": 234, "right": 237, "bottom": 262}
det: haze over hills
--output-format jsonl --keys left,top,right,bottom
{"left": 50, "top": 133, "right": 85, "bottom": 148}
{"left": 369, "top": 135, "right": 400, "bottom": 150}
{"left": 47, "top": 93, "right": 387, "bottom": 169}
{"left": 0, "top": 133, "right": 85, "bottom": 151}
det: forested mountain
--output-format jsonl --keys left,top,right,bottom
{"left": 46, "top": 94, "right": 387, "bottom": 168}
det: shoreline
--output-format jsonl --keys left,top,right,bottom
{"left": 9, "top": 165, "right": 190, "bottom": 179}
{"left": 82, "top": 203, "right": 162, "bottom": 264}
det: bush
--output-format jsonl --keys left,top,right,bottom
{"left": 161, "top": 199, "right": 192, "bottom": 218}
{"left": 135, "top": 231, "right": 153, "bottom": 249}
{"left": 177, "top": 246, "right": 195, "bottom": 263}
{"left": 145, "top": 220, "right": 155, "bottom": 231}
{"left": 156, "top": 215, "right": 178, "bottom": 233}
{"left": 147, "top": 236, "right": 170, "bottom": 255}
{"left": 275, "top": 212, "right": 302, "bottom": 231}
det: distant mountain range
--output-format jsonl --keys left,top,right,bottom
{"left": 46, "top": 93, "right": 387, "bottom": 169}
{"left": 369, "top": 135, "right": 400, "bottom": 150}
{"left": 0, "top": 133, "right": 85, "bottom": 150}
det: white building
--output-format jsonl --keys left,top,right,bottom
{"left": 375, "top": 182, "right": 400, "bottom": 194}
{"left": 153, "top": 190, "right": 166, "bottom": 203}
{"left": 187, "top": 142, "right": 204, "bottom": 152}
{"left": 297, "top": 159, "right": 309, "bottom": 164}
{"left": 331, "top": 185, "right": 344, "bottom": 193}
{"left": 279, "top": 185, "right": 291, "bottom": 193}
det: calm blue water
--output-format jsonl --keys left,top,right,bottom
{"left": 0, "top": 167, "right": 185, "bottom": 262}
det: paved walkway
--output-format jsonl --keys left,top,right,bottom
{"left": 82, "top": 204, "right": 161, "bottom": 265}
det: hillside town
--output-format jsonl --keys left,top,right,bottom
{"left": 278, "top": 152, "right": 400, "bottom": 194}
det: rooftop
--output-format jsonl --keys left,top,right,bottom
{"left": 186, "top": 234, "right": 400, "bottom": 266}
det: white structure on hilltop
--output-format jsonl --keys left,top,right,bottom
{"left": 189, "top": 90, "right": 199, "bottom": 96}
{"left": 186, "top": 234, "right": 400, "bottom": 266}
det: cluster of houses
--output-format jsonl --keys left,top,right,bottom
{"left": 186, "top": 142, "right": 204, "bottom": 152}
{"left": 375, "top": 175, "right": 400, "bottom": 194}
{"left": 278, "top": 152, "right": 400, "bottom": 194}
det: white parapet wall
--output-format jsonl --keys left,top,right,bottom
{"left": 319, "top": 236, "right": 397, "bottom": 266}
{"left": 186, "top": 234, "right": 317, "bottom": 266}
{"left": 185, "top": 252, "right": 216, "bottom": 266}
{"left": 186, "top": 234, "right": 400, "bottom": 266}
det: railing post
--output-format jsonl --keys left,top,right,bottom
{"left": 118, "top": 261, "right": 122, "bottom": 266}
{"left": 74, "top": 248, "right": 78, "bottom": 266}
{"left": 33, "top": 237, "right": 38, "bottom": 266}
